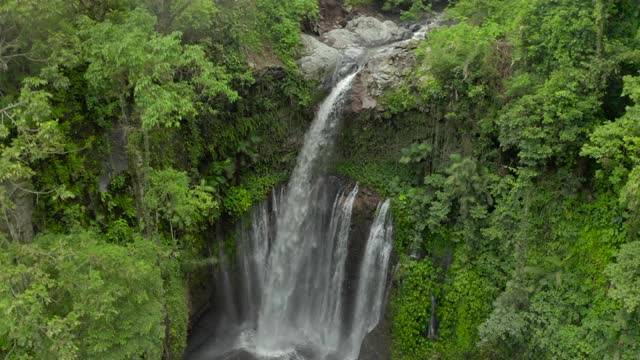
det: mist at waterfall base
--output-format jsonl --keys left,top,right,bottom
{"left": 186, "top": 72, "right": 394, "bottom": 360}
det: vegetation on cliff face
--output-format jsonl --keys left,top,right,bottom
{"left": 336, "top": 0, "right": 640, "bottom": 358}
{"left": 2, "top": 0, "right": 640, "bottom": 359}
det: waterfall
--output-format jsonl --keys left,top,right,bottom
{"left": 428, "top": 289, "right": 437, "bottom": 339}
{"left": 186, "top": 69, "right": 394, "bottom": 360}
{"left": 256, "top": 73, "right": 360, "bottom": 350}
{"left": 348, "top": 200, "right": 393, "bottom": 359}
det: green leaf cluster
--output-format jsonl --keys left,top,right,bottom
{"left": 0, "top": 232, "right": 172, "bottom": 359}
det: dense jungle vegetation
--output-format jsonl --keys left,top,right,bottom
{"left": 1, "top": 0, "right": 640, "bottom": 359}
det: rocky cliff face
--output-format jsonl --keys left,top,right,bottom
{"left": 321, "top": 17, "right": 411, "bottom": 49}
{"left": 298, "top": 12, "right": 447, "bottom": 114}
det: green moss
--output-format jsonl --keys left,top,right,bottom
{"left": 335, "top": 160, "right": 412, "bottom": 197}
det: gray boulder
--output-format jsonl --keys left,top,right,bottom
{"left": 320, "top": 28, "right": 363, "bottom": 49}
{"left": 350, "top": 40, "right": 419, "bottom": 112}
{"left": 346, "top": 16, "right": 411, "bottom": 47}
{"left": 298, "top": 34, "right": 341, "bottom": 86}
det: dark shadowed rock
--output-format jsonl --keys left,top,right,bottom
{"left": 318, "top": 0, "right": 347, "bottom": 34}
{"left": 359, "top": 315, "right": 392, "bottom": 360}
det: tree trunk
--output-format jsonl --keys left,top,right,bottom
{"left": 1, "top": 179, "right": 34, "bottom": 243}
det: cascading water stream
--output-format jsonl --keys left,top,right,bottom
{"left": 255, "top": 72, "right": 360, "bottom": 351}
{"left": 187, "top": 62, "right": 394, "bottom": 360}
{"left": 348, "top": 200, "right": 393, "bottom": 359}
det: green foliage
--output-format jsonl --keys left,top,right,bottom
{"left": 0, "top": 232, "right": 166, "bottom": 359}
{"left": 0, "top": 77, "right": 68, "bottom": 242}
{"left": 418, "top": 21, "right": 501, "bottom": 94}
{"left": 400, "top": 142, "right": 432, "bottom": 178}
{"left": 345, "top": 0, "right": 374, "bottom": 5}
{"left": 514, "top": 0, "right": 598, "bottom": 72}
{"left": 497, "top": 68, "right": 600, "bottom": 167}
{"left": 335, "top": 160, "right": 412, "bottom": 197}
{"left": 583, "top": 75, "right": 640, "bottom": 203}
{"left": 141, "top": 0, "right": 220, "bottom": 34}
{"left": 162, "top": 257, "right": 189, "bottom": 357}
{"left": 78, "top": 8, "right": 237, "bottom": 129}
{"left": 0, "top": 79, "right": 65, "bottom": 180}
{"left": 398, "top": 154, "right": 493, "bottom": 250}
{"left": 105, "top": 218, "right": 135, "bottom": 243}
{"left": 381, "top": 86, "right": 420, "bottom": 117}
{"left": 476, "top": 192, "right": 631, "bottom": 359}
{"left": 1, "top": 1, "right": 318, "bottom": 357}
{"left": 344, "top": 0, "right": 434, "bottom": 20}
{"left": 606, "top": 241, "right": 640, "bottom": 313}
{"left": 390, "top": 258, "right": 437, "bottom": 359}
{"left": 255, "top": 0, "right": 318, "bottom": 69}
{"left": 439, "top": 261, "right": 496, "bottom": 358}
{"left": 477, "top": 279, "right": 529, "bottom": 357}
{"left": 223, "top": 187, "right": 253, "bottom": 218}
{"left": 2, "top": 0, "right": 640, "bottom": 358}
{"left": 383, "top": 0, "right": 433, "bottom": 21}
{"left": 223, "top": 174, "right": 286, "bottom": 217}
{"left": 145, "top": 167, "right": 219, "bottom": 237}
{"left": 99, "top": 175, "right": 138, "bottom": 240}
{"left": 377, "top": 0, "right": 640, "bottom": 358}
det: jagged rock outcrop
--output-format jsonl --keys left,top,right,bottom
{"left": 299, "top": 15, "right": 426, "bottom": 109}
{"left": 299, "top": 15, "right": 448, "bottom": 113}
{"left": 359, "top": 317, "right": 392, "bottom": 360}
{"left": 350, "top": 38, "right": 420, "bottom": 112}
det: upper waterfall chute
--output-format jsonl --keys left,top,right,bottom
{"left": 255, "top": 69, "right": 361, "bottom": 350}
